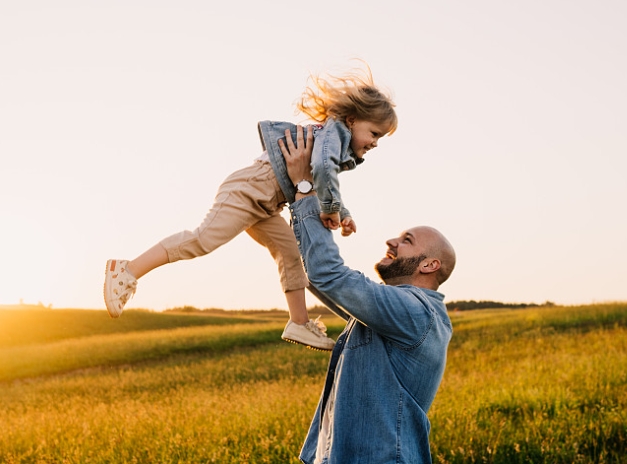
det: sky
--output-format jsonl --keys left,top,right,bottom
{"left": 1, "top": 1, "right": 626, "bottom": 311}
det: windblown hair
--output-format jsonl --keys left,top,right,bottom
{"left": 296, "top": 63, "right": 398, "bottom": 134}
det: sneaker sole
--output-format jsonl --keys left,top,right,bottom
{"left": 281, "top": 336, "right": 335, "bottom": 352}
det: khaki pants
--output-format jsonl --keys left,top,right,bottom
{"left": 160, "top": 161, "right": 308, "bottom": 293}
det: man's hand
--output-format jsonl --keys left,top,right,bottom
{"left": 341, "top": 217, "right": 357, "bottom": 237}
{"left": 320, "top": 212, "right": 340, "bottom": 230}
{"left": 279, "top": 125, "right": 314, "bottom": 187}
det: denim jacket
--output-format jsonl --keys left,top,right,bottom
{"left": 258, "top": 118, "right": 362, "bottom": 220}
{"left": 289, "top": 196, "right": 453, "bottom": 464}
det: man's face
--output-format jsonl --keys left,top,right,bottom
{"left": 375, "top": 229, "right": 429, "bottom": 283}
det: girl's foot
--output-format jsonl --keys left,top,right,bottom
{"left": 104, "top": 259, "right": 137, "bottom": 318}
{"left": 281, "top": 317, "right": 335, "bottom": 351}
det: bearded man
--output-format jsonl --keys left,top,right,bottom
{"left": 280, "top": 125, "right": 456, "bottom": 464}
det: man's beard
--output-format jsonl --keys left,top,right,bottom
{"left": 375, "top": 255, "right": 427, "bottom": 283}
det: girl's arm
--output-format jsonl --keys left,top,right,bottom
{"left": 310, "top": 119, "right": 352, "bottom": 217}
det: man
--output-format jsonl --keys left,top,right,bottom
{"left": 279, "top": 126, "right": 456, "bottom": 464}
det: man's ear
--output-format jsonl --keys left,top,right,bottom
{"left": 419, "top": 258, "right": 441, "bottom": 275}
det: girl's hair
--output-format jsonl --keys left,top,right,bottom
{"left": 296, "top": 62, "right": 398, "bottom": 134}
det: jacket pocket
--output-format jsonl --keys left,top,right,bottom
{"left": 345, "top": 320, "right": 372, "bottom": 350}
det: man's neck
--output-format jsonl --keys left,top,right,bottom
{"left": 384, "top": 276, "right": 438, "bottom": 291}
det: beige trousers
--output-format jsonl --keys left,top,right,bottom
{"left": 160, "top": 161, "right": 308, "bottom": 292}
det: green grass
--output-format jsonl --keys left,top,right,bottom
{"left": 1, "top": 304, "right": 626, "bottom": 463}
{"left": 0, "top": 309, "right": 270, "bottom": 348}
{"left": 1, "top": 345, "right": 330, "bottom": 463}
{"left": 431, "top": 303, "right": 627, "bottom": 463}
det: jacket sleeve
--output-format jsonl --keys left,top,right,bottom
{"left": 311, "top": 121, "right": 348, "bottom": 215}
{"left": 340, "top": 204, "right": 351, "bottom": 221}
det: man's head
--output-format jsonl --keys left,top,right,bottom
{"left": 375, "top": 226, "right": 456, "bottom": 290}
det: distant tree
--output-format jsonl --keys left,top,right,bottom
{"left": 446, "top": 300, "right": 555, "bottom": 311}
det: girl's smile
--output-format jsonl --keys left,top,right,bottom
{"left": 346, "top": 116, "right": 391, "bottom": 158}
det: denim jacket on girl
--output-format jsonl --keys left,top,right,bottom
{"left": 257, "top": 118, "right": 363, "bottom": 220}
{"left": 289, "top": 195, "right": 453, "bottom": 464}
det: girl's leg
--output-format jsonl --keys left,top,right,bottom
{"left": 105, "top": 161, "right": 277, "bottom": 318}
{"left": 103, "top": 244, "right": 169, "bottom": 318}
{"left": 127, "top": 243, "right": 169, "bottom": 279}
{"left": 246, "top": 214, "right": 335, "bottom": 351}
{"left": 284, "top": 288, "right": 309, "bottom": 325}
{"left": 246, "top": 215, "right": 310, "bottom": 324}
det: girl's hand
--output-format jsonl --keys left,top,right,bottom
{"left": 340, "top": 217, "right": 357, "bottom": 237}
{"left": 320, "top": 212, "right": 340, "bottom": 230}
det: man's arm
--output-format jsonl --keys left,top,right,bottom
{"left": 281, "top": 127, "right": 435, "bottom": 346}
{"left": 289, "top": 196, "right": 435, "bottom": 346}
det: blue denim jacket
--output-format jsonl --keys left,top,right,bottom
{"left": 289, "top": 196, "right": 453, "bottom": 464}
{"left": 258, "top": 118, "right": 362, "bottom": 220}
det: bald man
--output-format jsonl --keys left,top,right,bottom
{"left": 280, "top": 126, "right": 456, "bottom": 464}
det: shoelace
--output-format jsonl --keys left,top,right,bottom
{"left": 118, "top": 281, "right": 138, "bottom": 305}
{"left": 306, "top": 316, "right": 328, "bottom": 336}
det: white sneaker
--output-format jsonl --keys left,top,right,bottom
{"left": 282, "top": 317, "right": 335, "bottom": 351}
{"left": 104, "top": 259, "right": 137, "bottom": 318}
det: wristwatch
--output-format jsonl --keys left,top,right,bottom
{"left": 294, "top": 179, "right": 314, "bottom": 194}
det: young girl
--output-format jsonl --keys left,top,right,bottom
{"left": 104, "top": 64, "right": 397, "bottom": 351}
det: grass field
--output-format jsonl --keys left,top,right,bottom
{"left": 1, "top": 303, "right": 626, "bottom": 463}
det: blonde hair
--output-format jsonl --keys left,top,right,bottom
{"left": 296, "top": 63, "right": 398, "bottom": 135}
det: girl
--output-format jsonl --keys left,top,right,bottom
{"left": 104, "top": 64, "right": 397, "bottom": 351}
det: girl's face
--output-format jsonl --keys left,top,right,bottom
{"left": 346, "top": 116, "right": 390, "bottom": 159}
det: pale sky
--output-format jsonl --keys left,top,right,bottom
{"left": 1, "top": 1, "right": 626, "bottom": 311}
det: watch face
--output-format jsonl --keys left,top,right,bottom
{"left": 296, "top": 180, "right": 313, "bottom": 193}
